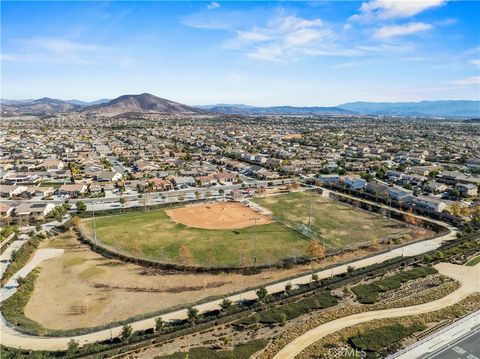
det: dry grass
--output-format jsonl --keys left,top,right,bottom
{"left": 24, "top": 231, "right": 320, "bottom": 330}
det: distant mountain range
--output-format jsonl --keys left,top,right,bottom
{"left": 198, "top": 105, "right": 354, "bottom": 116}
{"left": 338, "top": 100, "right": 480, "bottom": 117}
{"left": 201, "top": 100, "right": 480, "bottom": 117}
{"left": 1, "top": 94, "right": 479, "bottom": 117}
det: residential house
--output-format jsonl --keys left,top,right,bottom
{"left": 387, "top": 186, "right": 414, "bottom": 203}
{"left": 455, "top": 183, "right": 478, "bottom": 197}
{"left": 344, "top": 176, "right": 366, "bottom": 190}
{"left": 14, "top": 202, "right": 55, "bottom": 220}
{"left": 414, "top": 196, "right": 447, "bottom": 213}
{"left": 96, "top": 171, "right": 122, "bottom": 182}
{"left": 215, "top": 172, "right": 237, "bottom": 184}
{"left": 0, "top": 185, "right": 28, "bottom": 198}
{"left": 172, "top": 176, "right": 196, "bottom": 189}
{"left": 41, "top": 159, "right": 64, "bottom": 171}
{"left": 318, "top": 174, "right": 340, "bottom": 184}
{"left": 57, "top": 183, "right": 88, "bottom": 197}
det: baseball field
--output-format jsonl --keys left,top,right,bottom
{"left": 80, "top": 202, "right": 308, "bottom": 268}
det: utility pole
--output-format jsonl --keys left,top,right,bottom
{"left": 308, "top": 187, "right": 313, "bottom": 228}
{"left": 92, "top": 201, "right": 97, "bottom": 244}
{"left": 250, "top": 217, "right": 260, "bottom": 268}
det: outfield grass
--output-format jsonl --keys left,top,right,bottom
{"left": 80, "top": 208, "right": 308, "bottom": 268}
{"left": 252, "top": 192, "right": 409, "bottom": 248}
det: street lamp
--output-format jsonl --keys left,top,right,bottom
{"left": 250, "top": 217, "right": 261, "bottom": 268}
{"left": 92, "top": 201, "right": 97, "bottom": 244}
{"left": 308, "top": 187, "right": 314, "bottom": 228}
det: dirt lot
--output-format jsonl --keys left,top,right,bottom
{"left": 25, "top": 231, "right": 328, "bottom": 330}
{"left": 165, "top": 202, "right": 272, "bottom": 229}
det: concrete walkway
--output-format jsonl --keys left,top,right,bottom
{"left": 0, "top": 248, "right": 64, "bottom": 302}
{"left": 272, "top": 262, "right": 480, "bottom": 359}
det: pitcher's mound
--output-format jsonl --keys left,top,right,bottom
{"left": 166, "top": 202, "right": 272, "bottom": 229}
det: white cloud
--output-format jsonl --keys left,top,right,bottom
{"left": 374, "top": 22, "right": 433, "bottom": 38}
{"left": 450, "top": 76, "right": 480, "bottom": 85}
{"left": 470, "top": 59, "right": 480, "bottom": 67}
{"left": 229, "top": 15, "right": 334, "bottom": 63}
{"left": 4, "top": 37, "right": 115, "bottom": 65}
{"left": 351, "top": 0, "right": 446, "bottom": 22}
{"left": 207, "top": 2, "right": 220, "bottom": 10}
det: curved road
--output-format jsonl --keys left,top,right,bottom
{"left": 0, "top": 212, "right": 458, "bottom": 351}
{"left": 272, "top": 262, "right": 480, "bottom": 359}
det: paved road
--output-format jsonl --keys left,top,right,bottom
{"left": 1, "top": 179, "right": 292, "bottom": 207}
{"left": 394, "top": 310, "right": 480, "bottom": 359}
{"left": 420, "top": 327, "right": 480, "bottom": 359}
{"left": 272, "top": 262, "right": 480, "bottom": 359}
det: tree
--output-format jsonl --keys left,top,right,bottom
{"left": 403, "top": 208, "right": 419, "bottom": 225}
{"left": 347, "top": 265, "right": 355, "bottom": 274}
{"left": 120, "top": 324, "right": 133, "bottom": 342}
{"left": 119, "top": 197, "right": 127, "bottom": 208}
{"left": 449, "top": 202, "right": 463, "bottom": 217}
{"left": 256, "top": 286, "right": 268, "bottom": 303}
{"left": 471, "top": 205, "right": 480, "bottom": 224}
{"left": 155, "top": 317, "right": 164, "bottom": 332}
{"left": 195, "top": 191, "right": 201, "bottom": 200}
{"left": 35, "top": 223, "right": 42, "bottom": 232}
{"left": 307, "top": 240, "right": 325, "bottom": 260}
{"left": 67, "top": 339, "right": 79, "bottom": 353}
{"left": 187, "top": 306, "right": 199, "bottom": 323}
{"left": 179, "top": 244, "right": 193, "bottom": 267}
{"left": 311, "top": 273, "right": 319, "bottom": 283}
{"left": 69, "top": 215, "right": 81, "bottom": 227}
{"left": 76, "top": 201, "right": 87, "bottom": 213}
{"left": 285, "top": 283, "right": 292, "bottom": 294}
{"left": 131, "top": 239, "right": 141, "bottom": 257}
{"left": 220, "top": 298, "right": 232, "bottom": 312}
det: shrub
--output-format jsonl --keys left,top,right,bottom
{"left": 237, "top": 292, "right": 337, "bottom": 325}
{"left": 156, "top": 339, "right": 268, "bottom": 359}
{"left": 2, "top": 236, "right": 42, "bottom": 285}
{"left": 351, "top": 266, "right": 438, "bottom": 304}
{"left": 1, "top": 269, "right": 46, "bottom": 334}
{"left": 349, "top": 323, "right": 426, "bottom": 352}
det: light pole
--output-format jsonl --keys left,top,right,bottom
{"left": 308, "top": 187, "right": 313, "bottom": 228}
{"left": 250, "top": 217, "right": 260, "bottom": 268}
{"left": 92, "top": 201, "right": 97, "bottom": 244}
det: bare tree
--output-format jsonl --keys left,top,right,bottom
{"left": 179, "top": 244, "right": 193, "bottom": 268}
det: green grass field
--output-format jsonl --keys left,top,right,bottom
{"left": 80, "top": 208, "right": 308, "bottom": 268}
{"left": 252, "top": 192, "right": 410, "bottom": 248}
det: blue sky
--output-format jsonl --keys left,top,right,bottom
{"left": 1, "top": 1, "right": 479, "bottom": 105}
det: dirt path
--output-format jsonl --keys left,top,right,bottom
{"left": 272, "top": 262, "right": 480, "bottom": 359}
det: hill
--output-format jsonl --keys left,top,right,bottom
{"left": 0, "top": 97, "right": 82, "bottom": 116}
{"left": 82, "top": 93, "right": 201, "bottom": 116}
